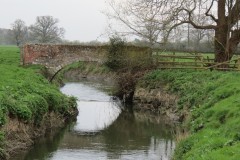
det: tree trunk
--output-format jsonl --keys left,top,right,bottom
{"left": 214, "top": 29, "right": 239, "bottom": 68}
{"left": 213, "top": 0, "right": 233, "bottom": 68}
{"left": 214, "top": 31, "right": 230, "bottom": 58}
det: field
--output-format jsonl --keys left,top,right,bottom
{"left": 139, "top": 69, "right": 240, "bottom": 159}
{"left": 0, "top": 46, "right": 77, "bottom": 157}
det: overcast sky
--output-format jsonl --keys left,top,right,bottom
{"left": 0, "top": 0, "right": 109, "bottom": 42}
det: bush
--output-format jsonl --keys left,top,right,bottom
{"left": 105, "top": 36, "right": 126, "bottom": 70}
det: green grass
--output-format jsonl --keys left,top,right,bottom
{"left": 0, "top": 46, "right": 77, "bottom": 124}
{"left": 0, "top": 46, "right": 77, "bottom": 156}
{"left": 139, "top": 69, "right": 240, "bottom": 159}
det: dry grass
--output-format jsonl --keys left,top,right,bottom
{"left": 2, "top": 112, "right": 67, "bottom": 158}
{"left": 175, "top": 129, "right": 190, "bottom": 144}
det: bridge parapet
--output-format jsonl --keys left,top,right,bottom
{"left": 21, "top": 44, "right": 150, "bottom": 80}
{"left": 22, "top": 44, "right": 107, "bottom": 65}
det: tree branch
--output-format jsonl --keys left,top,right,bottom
{"left": 205, "top": 0, "right": 218, "bottom": 22}
{"left": 229, "top": 0, "right": 240, "bottom": 26}
{"left": 178, "top": 8, "right": 217, "bottom": 30}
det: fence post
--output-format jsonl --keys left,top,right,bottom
{"left": 173, "top": 52, "right": 175, "bottom": 67}
{"left": 200, "top": 54, "right": 204, "bottom": 69}
{"left": 237, "top": 58, "right": 240, "bottom": 70}
{"left": 194, "top": 52, "right": 197, "bottom": 68}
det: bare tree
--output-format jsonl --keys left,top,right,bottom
{"left": 106, "top": 0, "right": 169, "bottom": 47}
{"left": 29, "top": 16, "right": 65, "bottom": 43}
{"left": 163, "top": 0, "right": 240, "bottom": 63}
{"left": 107, "top": 0, "right": 240, "bottom": 64}
{"left": 11, "top": 19, "right": 28, "bottom": 46}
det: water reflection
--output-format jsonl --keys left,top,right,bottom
{"left": 13, "top": 82, "right": 175, "bottom": 160}
{"left": 60, "top": 82, "right": 112, "bottom": 102}
{"left": 101, "top": 111, "right": 175, "bottom": 160}
{"left": 60, "top": 82, "right": 122, "bottom": 133}
{"left": 74, "top": 101, "right": 121, "bottom": 133}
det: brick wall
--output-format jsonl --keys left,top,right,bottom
{"left": 21, "top": 44, "right": 109, "bottom": 65}
{"left": 21, "top": 44, "right": 151, "bottom": 70}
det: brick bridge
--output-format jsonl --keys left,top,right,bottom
{"left": 21, "top": 44, "right": 150, "bottom": 81}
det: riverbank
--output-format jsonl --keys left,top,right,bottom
{"left": 0, "top": 46, "right": 78, "bottom": 159}
{"left": 53, "top": 58, "right": 240, "bottom": 159}
{"left": 137, "top": 69, "right": 240, "bottom": 159}
{"left": 14, "top": 81, "right": 175, "bottom": 160}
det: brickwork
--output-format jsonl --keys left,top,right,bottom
{"left": 22, "top": 44, "right": 108, "bottom": 65}
{"left": 21, "top": 44, "right": 150, "bottom": 76}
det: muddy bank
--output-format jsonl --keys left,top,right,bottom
{"left": 2, "top": 110, "right": 78, "bottom": 160}
{"left": 133, "top": 87, "right": 185, "bottom": 122}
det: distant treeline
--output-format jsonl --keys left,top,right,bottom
{"left": 0, "top": 28, "right": 15, "bottom": 45}
{"left": 1, "top": 28, "right": 239, "bottom": 54}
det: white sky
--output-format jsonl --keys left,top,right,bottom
{"left": 0, "top": 0, "right": 109, "bottom": 42}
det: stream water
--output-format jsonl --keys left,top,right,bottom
{"left": 13, "top": 81, "right": 176, "bottom": 160}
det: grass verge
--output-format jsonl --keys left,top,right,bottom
{"left": 139, "top": 69, "right": 240, "bottom": 160}
{"left": 0, "top": 46, "right": 77, "bottom": 157}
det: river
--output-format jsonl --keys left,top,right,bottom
{"left": 13, "top": 81, "right": 176, "bottom": 160}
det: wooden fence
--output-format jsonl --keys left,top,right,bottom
{"left": 153, "top": 52, "right": 240, "bottom": 71}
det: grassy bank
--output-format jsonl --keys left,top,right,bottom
{"left": 139, "top": 69, "right": 240, "bottom": 159}
{"left": 0, "top": 46, "right": 77, "bottom": 158}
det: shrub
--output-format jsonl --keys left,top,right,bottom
{"left": 105, "top": 36, "right": 126, "bottom": 70}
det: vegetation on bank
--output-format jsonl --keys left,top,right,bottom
{"left": 0, "top": 46, "right": 77, "bottom": 157}
{"left": 139, "top": 69, "right": 240, "bottom": 160}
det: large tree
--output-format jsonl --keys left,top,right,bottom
{"left": 11, "top": 19, "right": 28, "bottom": 46}
{"left": 29, "top": 16, "right": 65, "bottom": 43}
{"left": 162, "top": 0, "right": 240, "bottom": 63}
{"left": 107, "top": 0, "right": 240, "bottom": 64}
